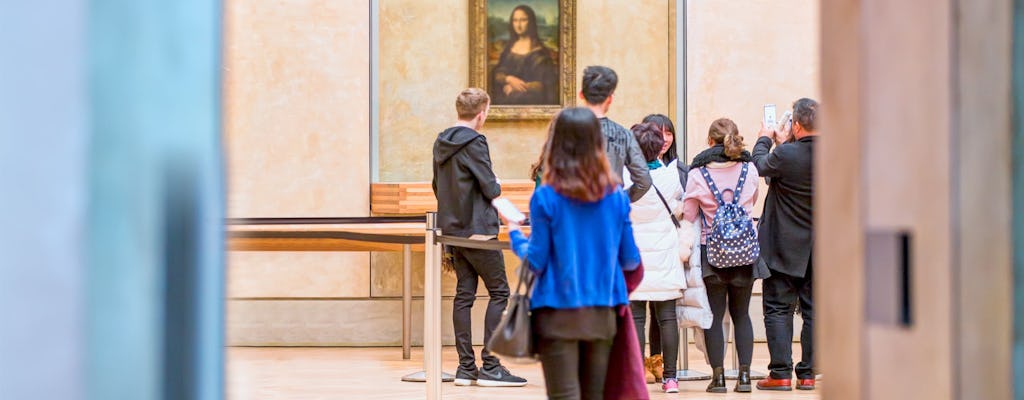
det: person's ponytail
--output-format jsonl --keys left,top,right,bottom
{"left": 724, "top": 130, "right": 745, "bottom": 159}
{"left": 708, "top": 118, "right": 745, "bottom": 159}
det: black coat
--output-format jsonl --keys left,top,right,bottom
{"left": 432, "top": 126, "right": 501, "bottom": 238}
{"left": 751, "top": 136, "right": 815, "bottom": 278}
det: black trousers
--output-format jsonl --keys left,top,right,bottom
{"left": 762, "top": 264, "right": 814, "bottom": 379}
{"left": 648, "top": 302, "right": 661, "bottom": 357}
{"left": 451, "top": 246, "right": 509, "bottom": 371}
{"left": 702, "top": 265, "right": 755, "bottom": 368}
{"left": 536, "top": 337, "right": 613, "bottom": 400}
{"left": 630, "top": 300, "right": 678, "bottom": 378}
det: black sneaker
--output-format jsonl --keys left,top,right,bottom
{"left": 453, "top": 368, "right": 478, "bottom": 386}
{"left": 477, "top": 365, "right": 527, "bottom": 387}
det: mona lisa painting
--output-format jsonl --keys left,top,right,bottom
{"left": 470, "top": 0, "right": 576, "bottom": 120}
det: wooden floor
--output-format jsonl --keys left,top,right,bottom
{"left": 227, "top": 344, "right": 821, "bottom": 399}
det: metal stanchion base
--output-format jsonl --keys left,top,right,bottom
{"left": 724, "top": 369, "right": 767, "bottom": 380}
{"left": 400, "top": 371, "right": 455, "bottom": 383}
{"left": 675, "top": 369, "right": 712, "bottom": 381}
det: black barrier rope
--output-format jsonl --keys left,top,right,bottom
{"left": 435, "top": 235, "right": 512, "bottom": 251}
{"left": 231, "top": 230, "right": 423, "bottom": 245}
{"left": 230, "top": 215, "right": 528, "bottom": 249}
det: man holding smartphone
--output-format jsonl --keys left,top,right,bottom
{"left": 432, "top": 88, "right": 527, "bottom": 388}
{"left": 751, "top": 98, "right": 819, "bottom": 391}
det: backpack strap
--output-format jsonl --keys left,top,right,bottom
{"left": 652, "top": 185, "right": 681, "bottom": 229}
{"left": 731, "top": 163, "right": 750, "bottom": 205}
{"left": 699, "top": 167, "right": 726, "bottom": 206}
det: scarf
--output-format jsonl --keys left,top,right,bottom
{"left": 646, "top": 160, "right": 662, "bottom": 170}
{"left": 689, "top": 144, "right": 752, "bottom": 169}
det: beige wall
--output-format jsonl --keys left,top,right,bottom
{"left": 223, "top": 0, "right": 373, "bottom": 332}
{"left": 224, "top": 0, "right": 370, "bottom": 218}
{"left": 379, "top": 0, "right": 672, "bottom": 182}
{"left": 685, "top": 0, "right": 819, "bottom": 215}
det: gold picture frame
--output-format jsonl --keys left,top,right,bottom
{"left": 470, "top": 0, "right": 576, "bottom": 120}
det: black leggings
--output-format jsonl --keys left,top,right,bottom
{"left": 536, "top": 337, "right": 613, "bottom": 400}
{"left": 702, "top": 265, "right": 755, "bottom": 368}
{"left": 648, "top": 302, "right": 661, "bottom": 357}
{"left": 630, "top": 300, "right": 678, "bottom": 378}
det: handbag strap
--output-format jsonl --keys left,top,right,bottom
{"left": 512, "top": 260, "right": 536, "bottom": 296}
{"left": 652, "top": 185, "right": 682, "bottom": 229}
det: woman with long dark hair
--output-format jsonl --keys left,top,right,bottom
{"left": 505, "top": 107, "right": 641, "bottom": 399}
{"left": 642, "top": 113, "right": 678, "bottom": 166}
{"left": 491, "top": 4, "right": 558, "bottom": 105}
{"left": 624, "top": 122, "right": 689, "bottom": 393}
{"left": 635, "top": 114, "right": 681, "bottom": 382}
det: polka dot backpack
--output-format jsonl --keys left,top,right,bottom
{"left": 699, "top": 163, "right": 760, "bottom": 268}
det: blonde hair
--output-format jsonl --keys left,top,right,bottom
{"left": 456, "top": 88, "right": 490, "bottom": 119}
{"left": 708, "top": 118, "right": 745, "bottom": 159}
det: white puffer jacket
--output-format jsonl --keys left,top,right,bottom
{"left": 624, "top": 160, "right": 688, "bottom": 301}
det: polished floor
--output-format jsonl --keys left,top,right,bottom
{"left": 228, "top": 344, "right": 821, "bottom": 399}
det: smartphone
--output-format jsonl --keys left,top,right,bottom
{"left": 780, "top": 110, "right": 793, "bottom": 131}
{"left": 763, "top": 104, "right": 777, "bottom": 128}
{"left": 780, "top": 110, "right": 795, "bottom": 143}
{"left": 491, "top": 198, "right": 526, "bottom": 224}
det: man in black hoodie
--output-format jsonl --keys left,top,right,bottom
{"left": 432, "top": 88, "right": 526, "bottom": 387}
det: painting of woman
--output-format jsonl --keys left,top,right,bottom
{"left": 490, "top": 4, "right": 558, "bottom": 105}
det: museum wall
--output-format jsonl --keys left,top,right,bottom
{"left": 224, "top": 0, "right": 819, "bottom": 346}
{"left": 685, "top": 0, "right": 821, "bottom": 215}
{"left": 380, "top": 0, "right": 672, "bottom": 182}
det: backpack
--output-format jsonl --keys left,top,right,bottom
{"left": 699, "top": 163, "right": 760, "bottom": 268}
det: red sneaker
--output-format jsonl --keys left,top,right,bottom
{"left": 797, "top": 378, "right": 816, "bottom": 390}
{"left": 756, "top": 377, "right": 793, "bottom": 391}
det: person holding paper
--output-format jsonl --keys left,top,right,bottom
{"left": 431, "top": 88, "right": 526, "bottom": 387}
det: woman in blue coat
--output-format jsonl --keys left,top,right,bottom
{"left": 505, "top": 107, "right": 642, "bottom": 400}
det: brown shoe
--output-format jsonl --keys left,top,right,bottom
{"left": 796, "top": 378, "right": 816, "bottom": 390}
{"left": 643, "top": 357, "right": 656, "bottom": 384}
{"left": 649, "top": 354, "right": 664, "bottom": 382}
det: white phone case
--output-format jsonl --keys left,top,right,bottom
{"left": 764, "top": 104, "right": 777, "bottom": 128}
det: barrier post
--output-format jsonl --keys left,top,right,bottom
{"left": 424, "top": 212, "right": 442, "bottom": 399}
{"left": 676, "top": 327, "right": 711, "bottom": 381}
{"left": 402, "top": 243, "right": 412, "bottom": 360}
{"left": 401, "top": 212, "right": 453, "bottom": 385}
{"left": 723, "top": 317, "right": 767, "bottom": 380}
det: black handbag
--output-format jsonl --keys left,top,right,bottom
{"left": 485, "top": 261, "right": 537, "bottom": 362}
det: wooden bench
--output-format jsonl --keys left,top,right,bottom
{"left": 371, "top": 180, "right": 534, "bottom": 215}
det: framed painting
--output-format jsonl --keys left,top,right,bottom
{"left": 470, "top": 0, "right": 576, "bottom": 120}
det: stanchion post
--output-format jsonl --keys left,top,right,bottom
{"left": 402, "top": 243, "right": 412, "bottom": 360}
{"left": 401, "top": 212, "right": 453, "bottom": 384}
{"left": 723, "top": 317, "right": 740, "bottom": 380}
{"left": 424, "top": 212, "right": 442, "bottom": 400}
{"left": 676, "top": 327, "right": 711, "bottom": 381}
{"left": 723, "top": 314, "right": 767, "bottom": 380}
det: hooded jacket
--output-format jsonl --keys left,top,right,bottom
{"left": 432, "top": 126, "right": 502, "bottom": 238}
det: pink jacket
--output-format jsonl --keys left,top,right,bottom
{"left": 681, "top": 162, "right": 760, "bottom": 244}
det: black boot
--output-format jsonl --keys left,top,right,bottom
{"left": 706, "top": 367, "right": 726, "bottom": 393}
{"left": 734, "top": 365, "right": 752, "bottom": 392}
